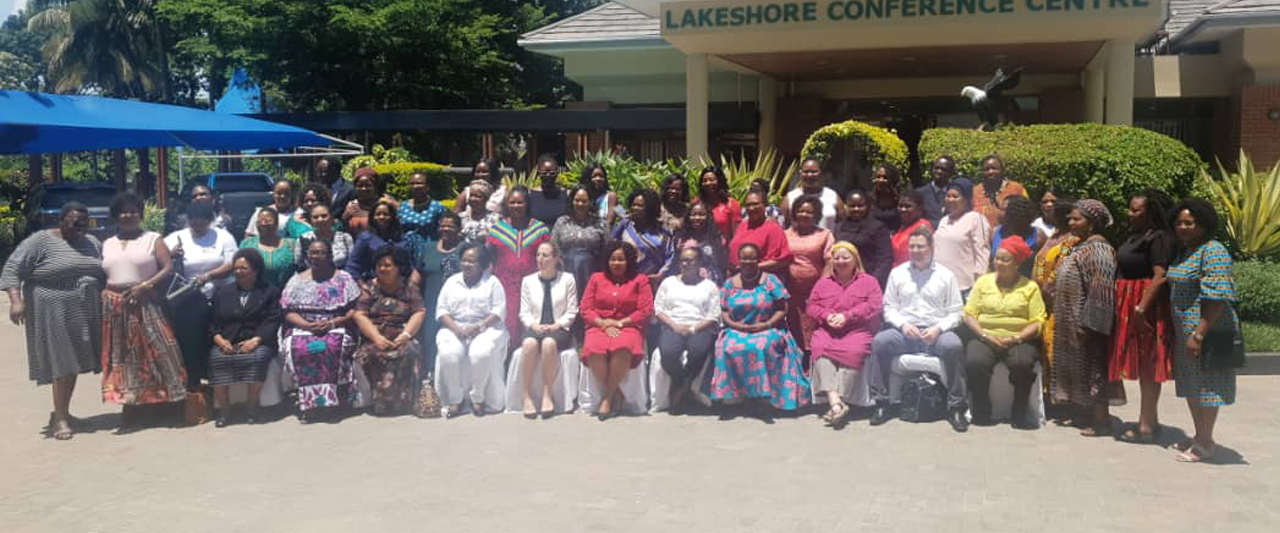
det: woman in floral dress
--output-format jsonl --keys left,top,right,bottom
{"left": 353, "top": 247, "right": 426, "bottom": 416}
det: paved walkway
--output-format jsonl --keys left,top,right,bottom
{"left": 0, "top": 322, "right": 1276, "bottom": 533}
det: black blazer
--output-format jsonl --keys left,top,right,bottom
{"left": 210, "top": 283, "right": 282, "bottom": 347}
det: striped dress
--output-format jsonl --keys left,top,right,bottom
{"left": 0, "top": 230, "right": 105, "bottom": 384}
{"left": 486, "top": 218, "right": 551, "bottom": 340}
{"left": 1049, "top": 235, "right": 1116, "bottom": 407}
{"left": 1168, "top": 240, "right": 1238, "bottom": 406}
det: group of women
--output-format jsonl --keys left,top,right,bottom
{"left": 2, "top": 154, "right": 1241, "bottom": 462}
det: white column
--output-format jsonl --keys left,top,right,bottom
{"left": 1104, "top": 38, "right": 1136, "bottom": 125}
{"left": 1083, "top": 65, "right": 1104, "bottom": 123}
{"left": 757, "top": 77, "right": 778, "bottom": 154}
{"left": 685, "top": 52, "right": 709, "bottom": 160}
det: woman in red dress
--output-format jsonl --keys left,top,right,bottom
{"left": 694, "top": 166, "right": 741, "bottom": 243}
{"left": 486, "top": 186, "right": 551, "bottom": 341}
{"left": 580, "top": 241, "right": 653, "bottom": 420}
{"left": 728, "top": 190, "right": 792, "bottom": 277}
{"left": 891, "top": 189, "right": 933, "bottom": 267}
{"left": 783, "top": 194, "right": 834, "bottom": 355}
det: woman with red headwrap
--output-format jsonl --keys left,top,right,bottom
{"left": 962, "top": 235, "right": 1046, "bottom": 429}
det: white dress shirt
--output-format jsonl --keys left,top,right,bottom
{"left": 654, "top": 276, "right": 722, "bottom": 326}
{"left": 785, "top": 187, "right": 841, "bottom": 231}
{"left": 882, "top": 260, "right": 963, "bottom": 332}
{"left": 436, "top": 272, "right": 506, "bottom": 326}
{"left": 164, "top": 227, "right": 237, "bottom": 298}
{"left": 519, "top": 271, "right": 579, "bottom": 330}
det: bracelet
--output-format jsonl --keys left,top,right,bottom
{"left": 1192, "top": 332, "right": 1205, "bottom": 342}
{"left": 1134, "top": 305, "right": 1145, "bottom": 314}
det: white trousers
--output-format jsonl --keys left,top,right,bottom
{"left": 434, "top": 326, "right": 508, "bottom": 412}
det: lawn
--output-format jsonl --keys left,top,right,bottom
{"left": 1243, "top": 321, "right": 1280, "bottom": 353}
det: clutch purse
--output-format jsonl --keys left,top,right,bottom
{"left": 1200, "top": 324, "right": 1245, "bottom": 370}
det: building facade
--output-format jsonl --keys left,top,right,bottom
{"left": 520, "top": 0, "right": 1280, "bottom": 169}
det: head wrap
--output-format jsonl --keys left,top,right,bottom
{"left": 1075, "top": 199, "right": 1113, "bottom": 229}
{"left": 945, "top": 177, "right": 974, "bottom": 207}
{"left": 353, "top": 167, "right": 377, "bottom": 181}
{"left": 998, "top": 235, "right": 1033, "bottom": 264}
{"left": 828, "top": 241, "right": 865, "bottom": 275}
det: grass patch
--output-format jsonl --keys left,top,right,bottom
{"left": 1242, "top": 321, "right": 1280, "bottom": 352}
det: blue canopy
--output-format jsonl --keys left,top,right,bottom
{"left": 215, "top": 68, "right": 265, "bottom": 115}
{"left": 0, "top": 90, "right": 333, "bottom": 155}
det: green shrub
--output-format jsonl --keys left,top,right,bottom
{"left": 142, "top": 202, "right": 166, "bottom": 233}
{"left": 1235, "top": 259, "right": 1280, "bottom": 325}
{"left": 801, "top": 121, "right": 910, "bottom": 190}
{"left": 342, "top": 144, "right": 411, "bottom": 180}
{"left": 919, "top": 124, "right": 1206, "bottom": 235}
{"left": 372, "top": 162, "right": 454, "bottom": 201}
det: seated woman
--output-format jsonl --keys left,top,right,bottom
{"left": 963, "top": 236, "right": 1045, "bottom": 429}
{"left": 709, "top": 243, "right": 811, "bottom": 420}
{"left": 516, "top": 242, "right": 578, "bottom": 418}
{"left": 435, "top": 243, "right": 508, "bottom": 417}
{"left": 346, "top": 200, "right": 406, "bottom": 281}
{"left": 654, "top": 247, "right": 721, "bottom": 413}
{"left": 279, "top": 239, "right": 363, "bottom": 421}
{"left": 209, "top": 248, "right": 281, "bottom": 427}
{"left": 807, "top": 241, "right": 883, "bottom": 429}
{"left": 580, "top": 240, "right": 653, "bottom": 420}
{"left": 352, "top": 246, "right": 426, "bottom": 416}
{"left": 240, "top": 206, "right": 298, "bottom": 289}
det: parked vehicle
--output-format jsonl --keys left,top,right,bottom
{"left": 169, "top": 172, "right": 275, "bottom": 241}
{"left": 27, "top": 182, "right": 118, "bottom": 239}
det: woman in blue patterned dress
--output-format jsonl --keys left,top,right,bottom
{"left": 612, "top": 188, "right": 674, "bottom": 285}
{"left": 399, "top": 171, "right": 448, "bottom": 241}
{"left": 1166, "top": 198, "right": 1239, "bottom": 463}
{"left": 709, "top": 242, "right": 811, "bottom": 420}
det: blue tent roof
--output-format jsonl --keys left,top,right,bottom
{"left": 0, "top": 90, "right": 332, "bottom": 155}
{"left": 215, "top": 68, "right": 265, "bottom": 115}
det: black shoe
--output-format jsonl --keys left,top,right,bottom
{"left": 214, "top": 411, "right": 230, "bottom": 428}
{"left": 948, "top": 408, "right": 970, "bottom": 433}
{"left": 245, "top": 407, "right": 260, "bottom": 425}
{"left": 869, "top": 403, "right": 894, "bottom": 426}
{"left": 971, "top": 413, "right": 996, "bottom": 427}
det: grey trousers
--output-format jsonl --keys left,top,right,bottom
{"left": 866, "top": 328, "right": 967, "bottom": 409}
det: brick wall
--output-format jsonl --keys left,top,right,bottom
{"left": 1240, "top": 84, "right": 1280, "bottom": 169}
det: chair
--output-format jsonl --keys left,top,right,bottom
{"left": 888, "top": 354, "right": 1045, "bottom": 426}
{"left": 577, "top": 359, "right": 648, "bottom": 415}
{"left": 504, "top": 347, "right": 581, "bottom": 414}
{"left": 808, "top": 361, "right": 874, "bottom": 407}
{"left": 648, "top": 348, "right": 713, "bottom": 413}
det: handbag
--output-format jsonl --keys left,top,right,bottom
{"left": 899, "top": 373, "right": 947, "bottom": 423}
{"left": 414, "top": 378, "right": 442, "bottom": 419}
{"left": 164, "top": 236, "right": 201, "bottom": 305}
{"left": 1200, "top": 324, "right": 1246, "bottom": 370}
{"left": 183, "top": 386, "right": 212, "bottom": 426}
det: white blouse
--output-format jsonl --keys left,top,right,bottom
{"left": 164, "top": 227, "right": 237, "bottom": 298}
{"left": 654, "top": 276, "right": 721, "bottom": 326}
{"left": 519, "top": 271, "right": 579, "bottom": 330}
{"left": 785, "top": 187, "right": 841, "bottom": 231}
{"left": 436, "top": 271, "right": 506, "bottom": 327}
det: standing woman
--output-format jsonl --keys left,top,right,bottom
{"left": 459, "top": 180, "right": 501, "bottom": 244}
{"left": 1032, "top": 186, "right": 1067, "bottom": 244}
{"left": 352, "top": 246, "right": 426, "bottom": 416}
{"left": 208, "top": 248, "right": 280, "bottom": 427}
{"left": 1167, "top": 199, "right": 1239, "bottom": 462}
{"left": 580, "top": 241, "right": 653, "bottom": 420}
{"left": 246, "top": 180, "right": 300, "bottom": 237}
{"left": 868, "top": 163, "right": 903, "bottom": 232}
{"left": 933, "top": 178, "right": 992, "bottom": 298}
{"left": 674, "top": 202, "right": 728, "bottom": 285}
{"left": 973, "top": 154, "right": 1028, "bottom": 228}
{"left": 784, "top": 194, "right": 835, "bottom": 353}
{"left": 240, "top": 207, "right": 298, "bottom": 289}
{"left": 710, "top": 243, "right": 811, "bottom": 419}
{"left": 781, "top": 157, "right": 841, "bottom": 231}
{"left": 694, "top": 166, "right": 741, "bottom": 242}
{"left": 658, "top": 174, "right": 691, "bottom": 234}
{"left": 807, "top": 242, "right": 883, "bottom": 428}
{"left": 551, "top": 184, "right": 609, "bottom": 297}
{"left": 283, "top": 183, "right": 338, "bottom": 238}
{"left": 1032, "top": 196, "right": 1078, "bottom": 397}
{"left": 581, "top": 163, "right": 620, "bottom": 228}
{"left": 488, "top": 186, "right": 553, "bottom": 341}
{"left": 1051, "top": 199, "right": 1118, "bottom": 436}
{"left": 435, "top": 243, "right": 509, "bottom": 417}
{"left": 343, "top": 168, "right": 392, "bottom": 236}
{"left": 613, "top": 188, "right": 675, "bottom": 284}
{"left": 399, "top": 172, "right": 448, "bottom": 241}
{"left": 279, "top": 239, "right": 363, "bottom": 419}
{"left": 346, "top": 200, "right": 406, "bottom": 281}
{"left": 1112, "top": 189, "right": 1175, "bottom": 443}
{"left": 729, "top": 189, "right": 793, "bottom": 277}
{"left": 100, "top": 193, "right": 187, "bottom": 421}
{"left": 892, "top": 189, "right": 934, "bottom": 267}
{"left": 297, "top": 204, "right": 354, "bottom": 270}
{"left": 990, "top": 196, "right": 1040, "bottom": 271}
{"left": 834, "top": 189, "right": 893, "bottom": 287}
{"left": 454, "top": 158, "right": 505, "bottom": 214}
{"left": 516, "top": 242, "right": 578, "bottom": 418}
{"left": 2, "top": 202, "right": 104, "bottom": 440}
{"left": 654, "top": 247, "right": 721, "bottom": 412}
{"left": 415, "top": 211, "right": 463, "bottom": 376}
{"left": 165, "top": 201, "right": 237, "bottom": 389}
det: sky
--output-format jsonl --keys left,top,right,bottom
{"left": 3, "top": 0, "right": 24, "bottom": 19}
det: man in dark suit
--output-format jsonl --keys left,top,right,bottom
{"left": 916, "top": 156, "right": 956, "bottom": 227}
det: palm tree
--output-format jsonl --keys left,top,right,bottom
{"left": 27, "top": 0, "right": 168, "bottom": 99}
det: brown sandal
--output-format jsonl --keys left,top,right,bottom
{"left": 49, "top": 415, "right": 73, "bottom": 441}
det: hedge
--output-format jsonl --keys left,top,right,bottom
{"left": 372, "top": 162, "right": 454, "bottom": 201}
{"left": 1235, "top": 259, "right": 1280, "bottom": 324}
{"left": 801, "top": 120, "right": 910, "bottom": 173}
{"left": 918, "top": 124, "right": 1207, "bottom": 235}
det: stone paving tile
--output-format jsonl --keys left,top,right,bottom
{"left": 0, "top": 322, "right": 1277, "bottom": 533}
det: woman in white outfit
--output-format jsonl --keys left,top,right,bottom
{"left": 516, "top": 242, "right": 578, "bottom": 419}
{"left": 435, "top": 242, "right": 508, "bottom": 417}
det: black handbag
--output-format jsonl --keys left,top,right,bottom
{"left": 899, "top": 373, "right": 947, "bottom": 423}
{"left": 1200, "top": 323, "right": 1246, "bottom": 370}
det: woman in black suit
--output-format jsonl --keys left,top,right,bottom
{"left": 209, "top": 248, "right": 282, "bottom": 427}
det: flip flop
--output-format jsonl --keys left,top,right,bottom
{"left": 1176, "top": 443, "right": 1217, "bottom": 463}
{"left": 1169, "top": 439, "right": 1194, "bottom": 453}
{"left": 829, "top": 403, "right": 852, "bottom": 430}
{"left": 50, "top": 417, "right": 73, "bottom": 441}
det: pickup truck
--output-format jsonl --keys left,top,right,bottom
{"left": 27, "top": 182, "right": 118, "bottom": 240}
{"left": 173, "top": 172, "right": 276, "bottom": 241}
